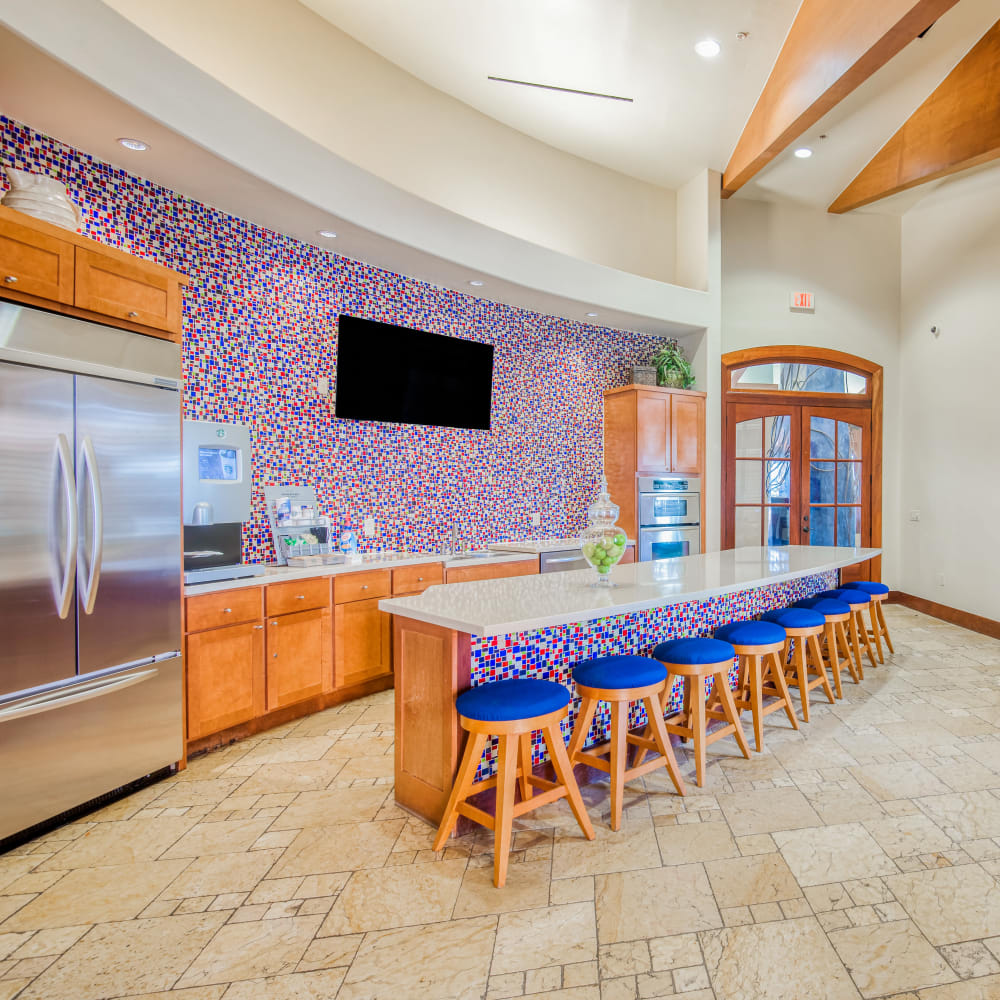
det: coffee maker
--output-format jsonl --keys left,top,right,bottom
{"left": 182, "top": 419, "right": 265, "bottom": 584}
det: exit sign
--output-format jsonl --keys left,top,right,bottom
{"left": 790, "top": 291, "right": 815, "bottom": 311}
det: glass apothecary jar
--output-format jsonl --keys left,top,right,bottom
{"left": 581, "top": 476, "right": 628, "bottom": 587}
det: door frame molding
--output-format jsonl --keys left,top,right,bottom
{"left": 721, "top": 346, "right": 883, "bottom": 580}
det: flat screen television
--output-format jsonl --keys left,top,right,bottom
{"left": 334, "top": 314, "right": 494, "bottom": 431}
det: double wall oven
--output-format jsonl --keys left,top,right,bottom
{"left": 638, "top": 475, "right": 701, "bottom": 561}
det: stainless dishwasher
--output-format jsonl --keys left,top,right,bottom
{"left": 539, "top": 548, "right": 590, "bottom": 573}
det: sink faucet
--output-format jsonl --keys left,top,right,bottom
{"left": 451, "top": 523, "right": 466, "bottom": 556}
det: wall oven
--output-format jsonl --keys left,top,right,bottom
{"left": 638, "top": 475, "right": 701, "bottom": 561}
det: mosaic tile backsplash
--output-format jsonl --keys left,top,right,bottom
{"left": 469, "top": 569, "right": 839, "bottom": 778}
{"left": 1, "top": 116, "right": 668, "bottom": 562}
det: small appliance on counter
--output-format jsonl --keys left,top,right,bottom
{"left": 264, "top": 486, "right": 346, "bottom": 567}
{"left": 182, "top": 419, "right": 265, "bottom": 585}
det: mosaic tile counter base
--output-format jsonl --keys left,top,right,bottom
{"left": 468, "top": 570, "right": 838, "bottom": 779}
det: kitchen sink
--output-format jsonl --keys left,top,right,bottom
{"left": 447, "top": 550, "right": 503, "bottom": 560}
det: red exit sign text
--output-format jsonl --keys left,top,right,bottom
{"left": 790, "top": 292, "right": 815, "bottom": 311}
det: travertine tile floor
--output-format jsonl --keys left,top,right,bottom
{"left": 4, "top": 606, "right": 1000, "bottom": 999}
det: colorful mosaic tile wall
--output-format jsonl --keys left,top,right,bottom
{"left": 469, "top": 569, "right": 839, "bottom": 778}
{"left": 1, "top": 116, "right": 670, "bottom": 561}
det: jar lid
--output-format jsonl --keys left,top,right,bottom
{"left": 587, "top": 475, "right": 620, "bottom": 523}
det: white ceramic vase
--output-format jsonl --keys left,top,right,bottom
{"left": 1, "top": 168, "right": 82, "bottom": 231}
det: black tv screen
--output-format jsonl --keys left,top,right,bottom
{"left": 334, "top": 315, "right": 494, "bottom": 431}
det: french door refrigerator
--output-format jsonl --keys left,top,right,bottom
{"left": 0, "top": 302, "right": 183, "bottom": 841}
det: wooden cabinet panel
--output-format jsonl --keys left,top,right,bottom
{"left": 392, "top": 562, "right": 444, "bottom": 595}
{"left": 335, "top": 597, "right": 392, "bottom": 688}
{"left": 186, "top": 622, "right": 265, "bottom": 740}
{"left": 444, "top": 557, "right": 539, "bottom": 584}
{"left": 266, "top": 606, "right": 332, "bottom": 710}
{"left": 637, "top": 391, "right": 670, "bottom": 471}
{"left": 185, "top": 587, "right": 263, "bottom": 632}
{"left": 334, "top": 569, "right": 390, "bottom": 604}
{"left": 266, "top": 577, "right": 330, "bottom": 616}
{"left": 619, "top": 545, "right": 636, "bottom": 565}
{"left": 670, "top": 394, "right": 705, "bottom": 474}
{"left": 0, "top": 215, "right": 74, "bottom": 304}
{"left": 75, "top": 246, "right": 181, "bottom": 335}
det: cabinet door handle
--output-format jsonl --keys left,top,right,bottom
{"left": 296, "top": 594, "right": 305, "bottom": 599}
{"left": 253, "top": 624, "right": 264, "bottom": 630}
{"left": 127, "top": 310, "right": 139, "bottom": 318}
{"left": 3, "top": 275, "right": 17, "bottom": 284}
{"left": 270, "top": 620, "right": 278, "bottom": 625}
{"left": 417, "top": 576, "right": 424, "bottom": 582}
{"left": 361, "top": 584, "right": 368, "bottom": 590}
{"left": 222, "top": 608, "right": 232, "bottom": 614}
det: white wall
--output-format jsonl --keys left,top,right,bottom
{"left": 900, "top": 168, "right": 1000, "bottom": 620}
{"left": 721, "top": 199, "right": 902, "bottom": 583}
{"left": 99, "top": 0, "right": 678, "bottom": 284}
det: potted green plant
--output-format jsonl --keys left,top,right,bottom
{"left": 651, "top": 341, "right": 695, "bottom": 389}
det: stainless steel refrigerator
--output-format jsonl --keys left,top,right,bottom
{"left": 0, "top": 302, "right": 183, "bottom": 842}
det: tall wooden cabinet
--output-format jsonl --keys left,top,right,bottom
{"left": 604, "top": 384, "right": 707, "bottom": 543}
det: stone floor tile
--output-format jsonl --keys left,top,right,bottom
{"left": 550, "top": 875, "right": 596, "bottom": 905}
{"left": 162, "top": 849, "right": 283, "bottom": 900}
{"left": 916, "top": 975, "right": 1000, "bottom": 999}
{"left": 526, "top": 966, "right": 563, "bottom": 993}
{"left": 35, "top": 816, "right": 197, "bottom": 871}
{"left": 655, "top": 820, "right": 738, "bottom": 865}
{"left": 773, "top": 822, "right": 899, "bottom": 886}
{"left": 863, "top": 815, "right": 955, "bottom": 859}
{"left": 454, "top": 859, "right": 551, "bottom": 918}
{"left": 267, "top": 785, "right": 389, "bottom": 830}
{"left": 916, "top": 790, "right": 1000, "bottom": 842}
{"left": 830, "top": 919, "right": 956, "bottom": 997}
{"left": 599, "top": 976, "right": 636, "bottom": 1000}
{"left": 268, "top": 820, "right": 404, "bottom": 878}
{"left": 849, "top": 762, "right": 951, "bottom": 802}
{"left": 219, "top": 968, "right": 346, "bottom": 998}
{"left": 487, "top": 971, "right": 524, "bottom": 999}
{"left": 704, "top": 852, "right": 802, "bottom": 908}
{"left": 716, "top": 786, "right": 822, "bottom": 837}
{"left": 886, "top": 865, "right": 1000, "bottom": 945}
{"left": 939, "top": 941, "right": 1000, "bottom": 979}
{"left": 338, "top": 916, "right": 496, "bottom": 1000}
{"left": 597, "top": 864, "right": 720, "bottom": 944}
{"left": 161, "top": 818, "right": 275, "bottom": 859}
{"left": 551, "top": 820, "right": 662, "bottom": 879}
{"left": 493, "top": 902, "right": 597, "bottom": 975}
{"left": 599, "top": 941, "right": 651, "bottom": 978}
{"left": 565, "top": 961, "right": 600, "bottom": 987}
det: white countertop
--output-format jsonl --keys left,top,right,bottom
{"left": 489, "top": 537, "right": 635, "bottom": 555}
{"left": 379, "top": 546, "right": 881, "bottom": 637}
{"left": 183, "top": 550, "right": 535, "bottom": 597}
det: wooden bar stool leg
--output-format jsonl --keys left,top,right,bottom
{"left": 568, "top": 697, "right": 598, "bottom": 760}
{"left": 867, "top": 604, "right": 885, "bottom": 664}
{"left": 433, "top": 731, "right": 487, "bottom": 851}
{"left": 543, "top": 723, "right": 595, "bottom": 840}
{"left": 808, "top": 634, "right": 836, "bottom": 704}
{"left": 857, "top": 609, "right": 878, "bottom": 669}
{"left": 793, "top": 639, "right": 810, "bottom": 723}
{"left": 609, "top": 700, "right": 627, "bottom": 832}
{"left": 837, "top": 620, "right": 861, "bottom": 683}
{"left": 841, "top": 618, "right": 863, "bottom": 682}
{"left": 689, "top": 680, "right": 707, "bottom": 786}
{"left": 518, "top": 732, "right": 533, "bottom": 802}
{"left": 748, "top": 655, "right": 765, "bottom": 752}
{"left": 847, "top": 612, "right": 866, "bottom": 677}
{"left": 643, "top": 693, "right": 687, "bottom": 795}
{"left": 877, "top": 599, "right": 895, "bottom": 653}
{"left": 767, "top": 651, "right": 800, "bottom": 731}
{"left": 493, "top": 734, "right": 520, "bottom": 888}
{"left": 715, "top": 672, "right": 752, "bottom": 759}
{"left": 821, "top": 625, "right": 843, "bottom": 699}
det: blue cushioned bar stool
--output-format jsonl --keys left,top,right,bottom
{"left": 567, "top": 655, "right": 686, "bottom": 831}
{"left": 760, "top": 608, "right": 836, "bottom": 723}
{"left": 792, "top": 597, "right": 859, "bottom": 697}
{"left": 852, "top": 581, "right": 893, "bottom": 662}
{"left": 433, "top": 678, "right": 595, "bottom": 888}
{"left": 648, "top": 637, "right": 750, "bottom": 787}
{"left": 714, "top": 620, "right": 798, "bottom": 752}
{"left": 817, "top": 588, "right": 878, "bottom": 675}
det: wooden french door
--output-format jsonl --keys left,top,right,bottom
{"left": 725, "top": 402, "right": 873, "bottom": 579}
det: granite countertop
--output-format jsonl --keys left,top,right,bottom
{"left": 378, "top": 545, "right": 881, "bottom": 637}
{"left": 183, "top": 549, "right": 537, "bottom": 597}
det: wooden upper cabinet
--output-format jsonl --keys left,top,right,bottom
{"left": 636, "top": 391, "right": 670, "bottom": 471}
{"left": 0, "top": 206, "right": 186, "bottom": 341}
{"left": 0, "top": 212, "right": 74, "bottom": 304}
{"left": 670, "top": 393, "right": 705, "bottom": 474}
{"left": 266, "top": 606, "right": 332, "bottom": 711}
{"left": 75, "top": 247, "right": 181, "bottom": 335}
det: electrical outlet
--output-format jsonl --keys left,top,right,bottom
{"left": 936, "top": 572, "right": 945, "bottom": 588}
{"left": 362, "top": 516, "right": 376, "bottom": 538}
{"left": 317, "top": 376, "right": 330, "bottom": 396}
{"left": 530, "top": 513, "right": 541, "bottom": 527}
{"left": 909, "top": 509, "right": 921, "bottom": 522}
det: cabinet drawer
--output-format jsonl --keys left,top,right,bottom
{"left": 0, "top": 215, "right": 74, "bottom": 304}
{"left": 185, "top": 587, "right": 263, "bottom": 632}
{"left": 75, "top": 246, "right": 181, "bottom": 335}
{"left": 334, "top": 569, "right": 391, "bottom": 604}
{"left": 392, "top": 562, "right": 444, "bottom": 595}
{"left": 445, "top": 558, "right": 539, "bottom": 585}
{"left": 266, "top": 577, "right": 330, "bottom": 616}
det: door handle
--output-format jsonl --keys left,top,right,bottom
{"left": 77, "top": 435, "right": 104, "bottom": 615}
{"left": 52, "top": 433, "right": 78, "bottom": 619}
{"left": 0, "top": 668, "right": 157, "bottom": 724}
{"left": 801, "top": 513, "right": 810, "bottom": 533}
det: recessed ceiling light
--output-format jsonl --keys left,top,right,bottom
{"left": 468, "top": 280, "right": 485, "bottom": 287}
{"left": 317, "top": 230, "right": 338, "bottom": 238}
{"left": 794, "top": 147, "right": 813, "bottom": 159}
{"left": 586, "top": 312, "right": 599, "bottom": 318}
{"left": 694, "top": 38, "right": 721, "bottom": 59}
{"left": 117, "top": 137, "right": 148, "bottom": 151}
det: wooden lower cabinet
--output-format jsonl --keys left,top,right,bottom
{"left": 186, "top": 621, "right": 265, "bottom": 741}
{"left": 335, "top": 597, "right": 392, "bottom": 688}
{"left": 266, "top": 606, "right": 332, "bottom": 711}
{"left": 444, "top": 557, "right": 539, "bottom": 584}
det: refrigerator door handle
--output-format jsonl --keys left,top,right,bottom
{"left": 78, "top": 435, "right": 105, "bottom": 615}
{"left": 52, "top": 433, "right": 79, "bottom": 619}
{"left": 0, "top": 667, "right": 159, "bottom": 724}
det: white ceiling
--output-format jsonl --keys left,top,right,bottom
{"left": 304, "top": 0, "right": 1000, "bottom": 211}
{"left": 302, "top": 0, "right": 800, "bottom": 190}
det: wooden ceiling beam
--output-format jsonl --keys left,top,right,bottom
{"left": 722, "top": 0, "right": 960, "bottom": 199}
{"left": 829, "top": 18, "right": 1000, "bottom": 213}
